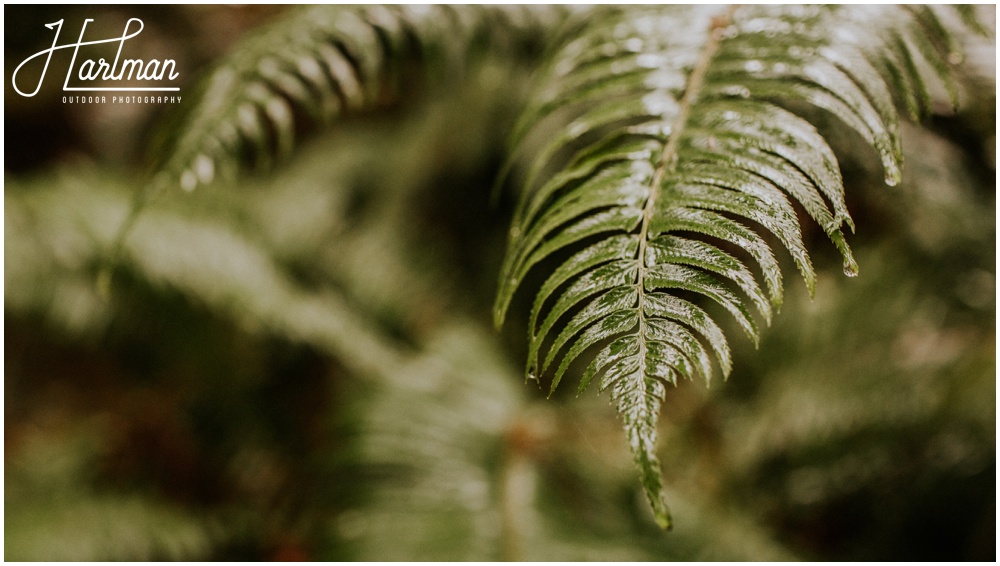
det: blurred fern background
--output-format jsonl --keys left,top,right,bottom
{"left": 4, "top": 5, "right": 995, "bottom": 561}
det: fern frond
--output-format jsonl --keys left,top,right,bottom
{"left": 494, "top": 4, "right": 976, "bottom": 529}
{"left": 99, "top": 4, "right": 571, "bottom": 292}
{"left": 151, "top": 5, "right": 568, "bottom": 194}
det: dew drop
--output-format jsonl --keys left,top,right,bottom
{"left": 843, "top": 258, "right": 859, "bottom": 278}
{"left": 721, "top": 85, "right": 751, "bottom": 99}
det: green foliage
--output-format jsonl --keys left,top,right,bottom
{"left": 151, "top": 4, "right": 569, "bottom": 193}
{"left": 5, "top": 424, "right": 250, "bottom": 561}
{"left": 138, "top": 3, "right": 986, "bottom": 531}
{"left": 5, "top": 4, "right": 995, "bottom": 559}
{"left": 493, "top": 5, "right": 981, "bottom": 526}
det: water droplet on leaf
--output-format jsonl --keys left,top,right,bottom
{"left": 843, "top": 258, "right": 859, "bottom": 277}
{"left": 883, "top": 160, "right": 903, "bottom": 187}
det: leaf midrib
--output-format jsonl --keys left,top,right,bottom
{"left": 635, "top": 6, "right": 734, "bottom": 379}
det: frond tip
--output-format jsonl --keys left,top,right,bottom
{"left": 495, "top": 4, "right": 977, "bottom": 528}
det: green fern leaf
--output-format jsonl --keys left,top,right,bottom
{"left": 494, "top": 4, "right": 977, "bottom": 529}
{"left": 102, "top": 5, "right": 573, "bottom": 286}
{"left": 150, "top": 5, "right": 568, "bottom": 194}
